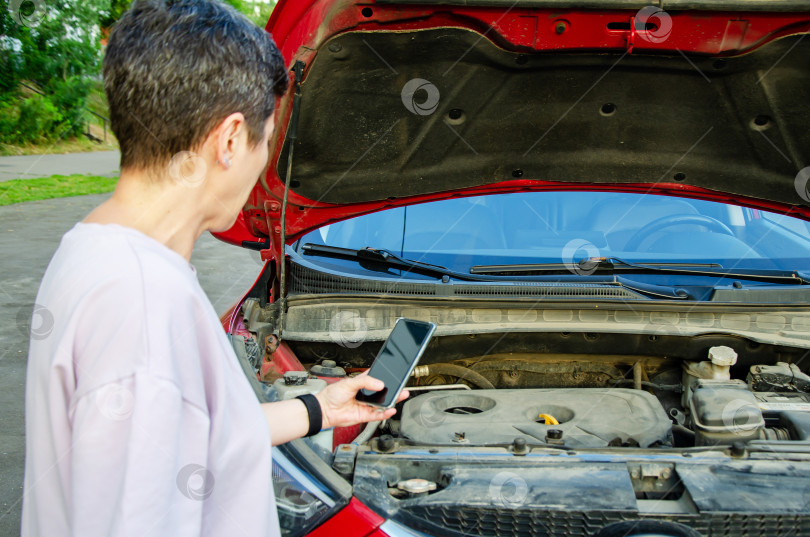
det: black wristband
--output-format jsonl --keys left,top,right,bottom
{"left": 296, "top": 393, "right": 323, "bottom": 437}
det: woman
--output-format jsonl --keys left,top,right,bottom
{"left": 21, "top": 1, "right": 404, "bottom": 535}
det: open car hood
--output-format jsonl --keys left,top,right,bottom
{"left": 213, "top": 0, "right": 810, "bottom": 257}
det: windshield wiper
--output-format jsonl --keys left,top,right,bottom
{"left": 300, "top": 244, "right": 483, "bottom": 281}
{"left": 300, "top": 245, "right": 692, "bottom": 299}
{"left": 471, "top": 257, "right": 810, "bottom": 285}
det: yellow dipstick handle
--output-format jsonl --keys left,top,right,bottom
{"left": 538, "top": 413, "right": 559, "bottom": 425}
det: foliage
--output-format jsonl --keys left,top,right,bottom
{"left": 50, "top": 77, "right": 92, "bottom": 137}
{"left": 0, "top": 0, "right": 111, "bottom": 143}
{"left": 100, "top": 0, "right": 133, "bottom": 29}
{"left": 99, "top": 0, "right": 277, "bottom": 30}
{"left": 14, "top": 93, "right": 65, "bottom": 142}
{"left": 0, "top": 174, "right": 118, "bottom": 206}
{"left": 223, "top": 0, "right": 277, "bottom": 28}
{"left": 0, "top": 99, "right": 20, "bottom": 138}
{"left": 0, "top": 0, "right": 277, "bottom": 146}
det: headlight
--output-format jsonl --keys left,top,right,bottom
{"left": 272, "top": 446, "right": 341, "bottom": 536}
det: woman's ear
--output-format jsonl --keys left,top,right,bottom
{"left": 212, "top": 112, "right": 247, "bottom": 170}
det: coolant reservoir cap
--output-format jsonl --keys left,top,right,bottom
{"left": 283, "top": 371, "right": 309, "bottom": 385}
{"left": 708, "top": 346, "right": 737, "bottom": 367}
{"left": 397, "top": 478, "right": 437, "bottom": 494}
{"left": 311, "top": 359, "right": 347, "bottom": 378}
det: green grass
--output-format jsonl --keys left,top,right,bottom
{"left": 0, "top": 174, "right": 117, "bottom": 206}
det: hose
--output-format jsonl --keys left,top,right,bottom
{"left": 633, "top": 362, "right": 643, "bottom": 391}
{"left": 424, "top": 363, "right": 496, "bottom": 389}
{"left": 672, "top": 424, "right": 696, "bottom": 440}
{"left": 352, "top": 419, "right": 382, "bottom": 445}
{"left": 612, "top": 379, "right": 682, "bottom": 392}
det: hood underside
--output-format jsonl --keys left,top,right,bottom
{"left": 215, "top": 4, "right": 810, "bottom": 250}
{"left": 278, "top": 28, "right": 809, "bottom": 206}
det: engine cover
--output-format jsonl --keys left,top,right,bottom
{"left": 401, "top": 388, "right": 672, "bottom": 448}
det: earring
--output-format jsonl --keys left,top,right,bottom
{"left": 224, "top": 158, "right": 232, "bottom": 168}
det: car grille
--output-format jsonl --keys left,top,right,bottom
{"left": 289, "top": 262, "right": 645, "bottom": 299}
{"left": 404, "top": 505, "right": 810, "bottom": 537}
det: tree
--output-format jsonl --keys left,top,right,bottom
{"left": 222, "top": 0, "right": 277, "bottom": 28}
{"left": 97, "top": 0, "right": 276, "bottom": 30}
{"left": 1, "top": 0, "right": 112, "bottom": 142}
{"left": 100, "top": 0, "right": 132, "bottom": 29}
{"left": 0, "top": 0, "right": 276, "bottom": 144}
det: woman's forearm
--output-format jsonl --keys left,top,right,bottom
{"left": 261, "top": 399, "right": 310, "bottom": 446}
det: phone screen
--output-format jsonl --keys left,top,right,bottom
{"left": 356, "top": 318, "right": 436, "bottom": 408}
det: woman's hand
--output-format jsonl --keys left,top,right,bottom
{"left": 315, "top": 371, "right": 409, "bottom": 429}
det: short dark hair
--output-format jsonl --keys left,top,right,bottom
{"left": 104, "top": 0, "right": 289, "bottom": 171}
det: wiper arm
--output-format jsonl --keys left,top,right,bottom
{"left": 300, "top": 245, "right": 691, "bottom": 299}
{"left": 472, "top": 257, "right": 810, "bottom": 285}
{"left": 301, "top": 243, "right": 482, "bottom": 281}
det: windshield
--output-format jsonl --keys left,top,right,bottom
{"left": 295, "top": 192, "right": 810, "bottom": 275}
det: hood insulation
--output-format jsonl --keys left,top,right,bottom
{"left": 276, "top": 28, "right": 809, "bottom": 207}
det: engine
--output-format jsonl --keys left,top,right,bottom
{"left": 400, "top": 388, "right": 672, "bottom": 448}
{"left": 270, "top": 332, "right": 810, "bottom": 451}
{"left": 389, "top": 346, "right": 810, "bottom": 450}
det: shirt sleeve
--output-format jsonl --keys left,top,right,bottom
{"left": 69, "top": 374, "right": 211, "bottom": 537}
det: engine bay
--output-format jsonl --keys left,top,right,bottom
{"left": 249, "top": 325, "right": 810, "bottom": 454}
{"left": 237, "top": 311, "right": 810, "bottom": 526}
{"left": 233, "top": 297, "right": 810, "bottom": 456}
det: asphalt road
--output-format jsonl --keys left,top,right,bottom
{"left": 0, "top": 151, "right": 121, "bottom": 182}
{"left": 0, "top": 193, "right": 264, "bottom": 535}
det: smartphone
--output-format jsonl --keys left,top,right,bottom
{"left": 356, "top": 318, "right": 437, "bottom": 408}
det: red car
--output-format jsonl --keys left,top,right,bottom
{"left": 216, "top": 1, "right": 810, "bottom": 536}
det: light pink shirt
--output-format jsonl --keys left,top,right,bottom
{"left": 22, "top": 223, "right": 280, "bottom": 537}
